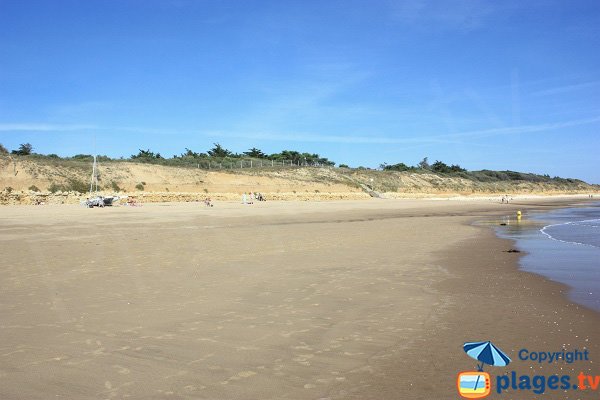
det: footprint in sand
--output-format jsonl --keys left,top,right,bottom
{"left": 237, "top": 371, "right": 256, "bottom": 378}
{"left": 223, "top": 370, "right": 257, "bottom": 384}
{"left": 113, "top": 365, "right": 130, "bottom": 375}
{"left": 184, "top": 385, "right": 205, "bottom": 392}
{"left": 90, "top": 347, "right": 105, "bottom": 356}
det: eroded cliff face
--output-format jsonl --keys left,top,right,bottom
{"left": 0, "top": 155, "right": 597, "bottom": 205}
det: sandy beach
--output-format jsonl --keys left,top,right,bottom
{"left": 1, "top": 198, "right": 598, "bottom": 399}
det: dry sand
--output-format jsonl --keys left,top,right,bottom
{"left": 0, "top": 198, "right": 598, "bottom": 399}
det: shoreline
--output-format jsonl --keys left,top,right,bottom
{"left": 433, "top": 221, "right": 600, "bottom": 399}
{"left": 321, "top": 200, "right": 600, "bottom": 399}
{"left": 498, "top": 202, "right": 600, "bottom": 314}
{"left": 0, "top": 198, "right": 598, "bottom": 399}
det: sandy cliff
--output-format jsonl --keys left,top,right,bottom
{"left": 0, "top": 155, "right": 597, "bottom": 205}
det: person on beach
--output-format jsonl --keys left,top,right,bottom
{"left": 249, "top": 192, "right": 255, "bottom": 204}
{"left": 242, "top": 192, "right": 247, "bottom": 205}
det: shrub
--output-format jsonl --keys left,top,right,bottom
{"left": 48, "top": 179, "right": 88, "bottom": 193}
{"left": 131, "top": 149, "right": 162, "bottom": 160}
{"left": 67, "top": 178, "right": 88, "bottom": 193}
{"left": 110, "top": 181, "right": 122, "bottom": 192}
{"left": 135, "top": 183, "right": 145, "bottom": 191}
{"left": 418, "top": 157, "right": 430, "bottom": 170}
{"left": 71, "top": 154, "right": 92, "bottom": 160}
{"left": 28, "top": 185, "right": 40, "bottom": 192}
{"left": 11, "top": 143, "right": 33, "bottom": 155}
{"left": 430, "top": 160, "right": 466, "bottom": 173}
{"left": 384, "top": 162, "right": 412, "bottom": 172}
{"left": 0, "top": 143, "right": 8, "bottom": 154}
{"left": 48, "top": 183, "right": 61, "bottom": 193}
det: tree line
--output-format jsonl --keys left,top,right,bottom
{"left": 1, "top": 142, "right": 33, "bottom": 155}
{"left": 380, "top": 157, "right": 466, "bottom": 173}
{"left": 0, "top": 142, "right": 334, "bottom": 166}
{"left": 1, "top": 142, "right": 459, "bottom": 171}
{"left": 132, "top": 143, "right": 335, "bottom": 166}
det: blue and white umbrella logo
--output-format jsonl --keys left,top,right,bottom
{"left": 463, "top": 340, "right": 511, "bottom": 371}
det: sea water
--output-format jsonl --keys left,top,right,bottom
{"left": 496, "top": 202, "right": 600, "bottom": 312}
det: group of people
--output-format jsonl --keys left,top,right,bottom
{"left": 84, "top": 196, "right": 106, "bottom": 208}
{"left": 242, "top": 191, "right": 265, "bottom": 204}
{"left": 126, "top": 197, "right": 141, "bottom": 206}
{"left": 501, "top": 195, "right": 512, "bottom": 204}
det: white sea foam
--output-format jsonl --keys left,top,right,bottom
{"left": 501, "top": 206, "right": 600, "bottom": 312}
{"left": 540, "top": 218, "right": 600, "bottom": 248}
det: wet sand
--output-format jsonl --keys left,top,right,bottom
{"left": 0, "top": 198, "right": 598, "bottom": 399}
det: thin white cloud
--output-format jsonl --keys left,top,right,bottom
{"left": 2, "top": 115, "right": 599, "bottom": 146}
{"left": 48, "top": 101, "right": 113, "bottom": 117}
{"left": 0, "top": 123, "right": 97, "bottom": 132}
{"left": 0, "top": 124, "right": 185, "bottom": 136}
{"left": 441, "top": 116, "right": 600, "bottom": 140}
{"left": 388, "top": 0, "right": 497, "bottom": 32}
{"left": 207, "top": 115, "right": 600, "bottom": 145}
{"left": 531, "top": 80, "right": 600, "bottom": 96}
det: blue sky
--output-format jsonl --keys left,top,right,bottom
{"left": 1, "top": 0, "right": 599, "bottom": 182}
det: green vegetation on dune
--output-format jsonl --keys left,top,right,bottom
{"left": 380, "top": 158, "right": 587, "bottom": 186}
{"left": 127, "top": 144, "right": 335, "bottom": 168}
{"left": 1, "top": 142, "right": 597, "bottom": 193}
